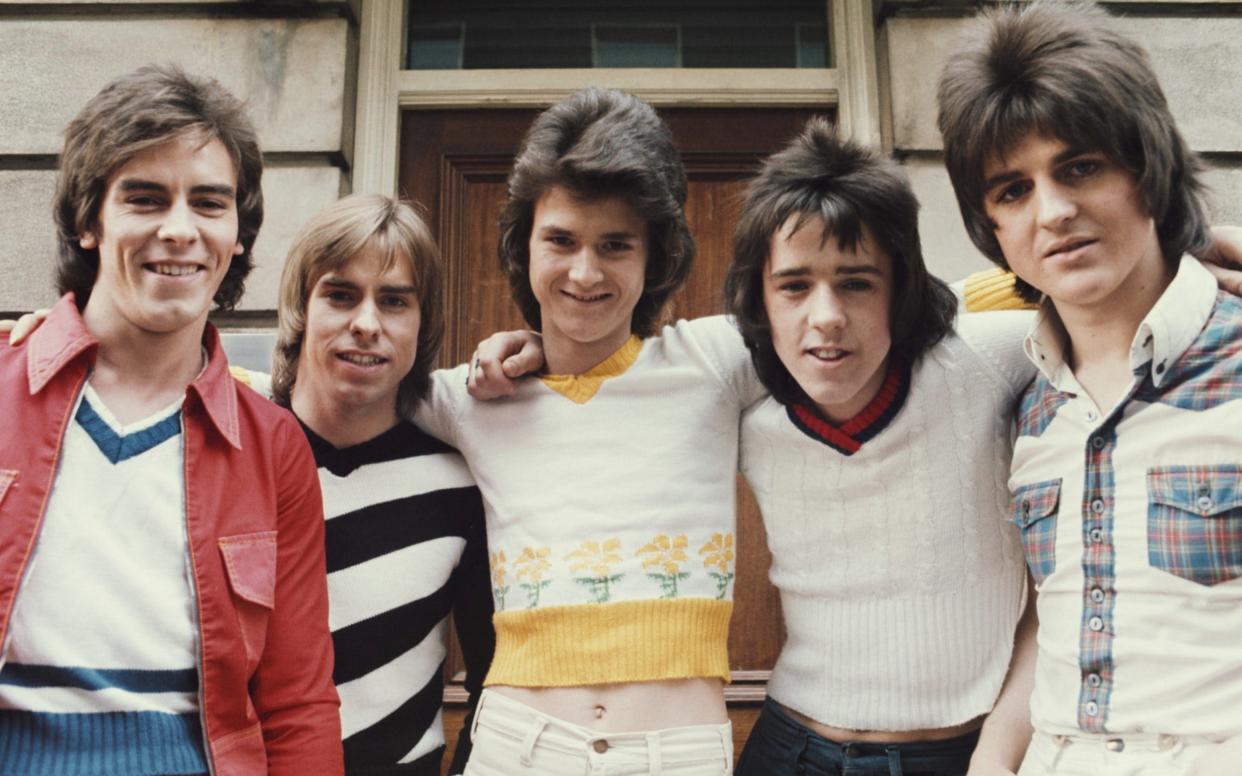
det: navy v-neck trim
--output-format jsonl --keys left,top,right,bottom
{"left": 76, "top": 396, "right": 182, "bottom": 464}
{"left": 785, "top": 362, "right": 911, "bottom": 456}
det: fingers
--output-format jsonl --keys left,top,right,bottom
{"left": 6, "top": 308, "right": 50, "bottom": 346}
{"left": 1205, "top": 262, "right": 1242, "bottom": 297}
{"left": 1207, "top": 225, "right": 1242, "bottom": 268}
{"left": 503, "top": 338, "right": 545, "bottom": 378}
{"left": 466, "top": 349, "right": 518, "bottom": 400}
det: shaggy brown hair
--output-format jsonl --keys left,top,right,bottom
{"left": 54, "top": 64, "right": 263, "bottom": 310}
{"left": 936, "top": 1, "right": 1208, "bottom": 301}
{"left": 725, "top": 117, "right": 956, "bottom": 407}
{"left": 498, "top": 87, "right": 694, "bottom": 336}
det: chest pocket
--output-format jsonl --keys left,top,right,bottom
{"left": 1010, "top": 478, "right": 1062, "bottom": 586}
{"left": 1147, "top": 465, "right": 1242, "bottom": 586}
{"left": 219, "top": 531, "right": 277, "bottom": 671}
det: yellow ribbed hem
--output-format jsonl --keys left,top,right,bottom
{"left": 228, "top": 365, "right": 252, "bottom": 385}
{"left": 963, "top": 268, "right": 1038, "bottom": 312}
{"left": 485, "top": 598, "right": 733, "bottom": 687}
{"left": 540, "top": 335, "right": 643, "bottom": 404}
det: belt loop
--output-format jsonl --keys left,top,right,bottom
{"left": 518, "top": 715, "right": 549, "bottom": 767}
{"left": 647, "top": 731, "right": 663, "bottom": 776}
{"left": 1049, "top": 734, "right": 1068, "bottom": 771}
{"left": 886, "top": 745, "right": 904, "bottom": 776}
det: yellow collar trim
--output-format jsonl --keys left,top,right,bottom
{"left": 540, "top": 335, "right": 643, "bottom": 404}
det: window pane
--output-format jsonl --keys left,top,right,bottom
{"left": 406, "top": 0, "right": 831, "bottom": 70}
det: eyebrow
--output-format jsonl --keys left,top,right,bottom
{"left": 769, "top": 264, "right": 883, "bottom": 279}
{"left": 536, "top": 224, "right": 641, "bottom": 241}
{"left": 117, "top": 178, "right": 236, "bottom": 199}
{"left": 983, "top": 146, "right": 1091, "bottom": 192}
{"left": 320, "top": 277, "right": 417, "bottom": 295}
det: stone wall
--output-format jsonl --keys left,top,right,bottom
{"left": 0, "top": 1, "right": 356, "bottom": 315}
{"left": 881, "top": 1, "right": 1242, "bottom": 283}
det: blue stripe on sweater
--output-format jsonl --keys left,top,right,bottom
{"left": 0, "top": 664, "right": 197, "bottom": 694}
{"left": 0, "top": 710, "right": 208, "bottom": 775}
{"left": 75, "top": 397, "right": 181, "bottom": 464}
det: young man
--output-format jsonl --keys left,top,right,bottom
{"left": 0, "top": 65, "right": 341, "bottom": 774}
{"left": 723, "top": 118, "right": 1038, "bottom": 776}
{"left": 937, "top": 3, "right": 1242, "bottom": 775}
{"left": 266, "top": 194, "right": 494, "bottom": 776}
{"left": 416, "top": 87, "right": 762, "bottom": 775}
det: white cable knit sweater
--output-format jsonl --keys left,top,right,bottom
{"left": 741, "top": 310, "right": 1036, "bottom": 731}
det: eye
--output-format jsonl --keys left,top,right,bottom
{"left": 1066, "top": 158, "right": 1101, "bottom": 178}
{"left": 841, "top": 278, "right": 874, "bottom": 292}
{"left": 381, "top": 295, "right": 410, "bottom": 308}
{"left": 994, "top": 181, "right": 1030, "bottom": 205}
{"left": 195, "top": 198, "right": 229, "bottom": 211}
{"left": 126, "top": 195, "right": 163, "bottom": 208}
{"left": 547, "top": 234, "right": 574, "bottom": 249}
{"left": 777, "top": 280, "right": 810, "bottom": 295}
{"left": 325, "top": 289, "right": 353, "bottom": 304}
{"left": 602, "top": 240, "right": 634, "bottom": 254}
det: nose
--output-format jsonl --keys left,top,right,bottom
{"left": 567, "top": 248, "right": 605, "bottom": 285}
{"left": 157, "top": 200, "right": 198, "bottom": 245}
{"left": 350, "top": 298, "right": 381, "bottom": 339}
{"left": 807, "top": 286, "right": 846, "bottom": 332}
{"left": 1035, "top": 181, "right": 1078, "bottom": 229}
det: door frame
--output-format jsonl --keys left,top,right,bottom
{"left": 352, "top": 0, "right": 880, "bottom": 196}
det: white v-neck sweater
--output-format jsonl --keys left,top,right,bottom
{"left": 741, "top": 310, "right": 1036, "bottom": 731}
{"left": 416, "top": 316, "right": 764, "bottom": 688}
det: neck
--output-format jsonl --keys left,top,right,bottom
{"left": 543, "top": 329, "right": 633, "bottom": 376}
{"left": 1057, "top": 259, "right": 1175, "bottom": 377}
{"left": 290, "top": 378, "right": 399, "bottom": 449}
{"left": 82, "top": 299, "right": 208, "bottom": 420}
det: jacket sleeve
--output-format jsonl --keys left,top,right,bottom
{"left": 254, "top": 419, "right": 344, "bottom": 775}
{"left": 446, "top": 485, "right": 496, "bottom": 775}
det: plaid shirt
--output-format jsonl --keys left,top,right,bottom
{"left": 1010, "top": 256, "right": 1242, "bottom": 739}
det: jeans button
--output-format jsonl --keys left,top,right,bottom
{"left": 593, "top": 739, "right": 608, "bottom": 753}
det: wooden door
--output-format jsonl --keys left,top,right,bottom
{"left": 398, "top": 105, "right": 831, "bottom": 772}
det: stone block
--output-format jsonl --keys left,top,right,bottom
{"left": 0, "top": 165, "right": 342, "bottom": 313}
{"left": 0, "top": 17, "right": 348, "bottom": 154}
{"left": 886, "top": 14, "right": 1242, "bottom": 153}
{"left": 902, "top": 157, "right": 993, "bottom": 283}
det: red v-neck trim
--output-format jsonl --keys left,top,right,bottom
{"left": 785, "top": 362, "right": 910, "bottom": 456}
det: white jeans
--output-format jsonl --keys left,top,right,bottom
{"left": 1018, "top": 730, "right": 1220, "bottom": 776}
{"left": 463, "top": 689, "right": 734, "bottom": 776}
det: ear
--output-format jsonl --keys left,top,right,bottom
{"left": 79, "top": 232, "right": 98, "bottom": 250}
{"left": 233, "top": 240, "right": 244, "bottom": 256}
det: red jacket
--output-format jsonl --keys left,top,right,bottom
{"left": 0, "top": 295, "right": 343, "bottom": 776}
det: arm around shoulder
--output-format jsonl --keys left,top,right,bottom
{"left": 253, "top": 418, "right": 343, "bottom": 775}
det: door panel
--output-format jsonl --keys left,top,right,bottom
{"left": 399, "top": 105, "right": 831, "bottom": 772}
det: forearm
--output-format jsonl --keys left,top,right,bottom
{"left": 968, "top": 580, "right": 1038, "bottom": 775}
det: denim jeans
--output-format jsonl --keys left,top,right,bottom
{"left": 736, "top": 700, "right": 978, "bottom": 776}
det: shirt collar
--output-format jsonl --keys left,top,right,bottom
{"left": 1022, "top": 256, "right": 1217, "bottom": 390}
{"left": 27, "top": 293, "right": 242, "bottom": 449}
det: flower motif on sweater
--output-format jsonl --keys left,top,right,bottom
{"left": 637, "top": 534, "right": 691, "bottom": 598}
{"left": 566, "top": 539, "right": 625, "bottom": 603}
{"left": 699, "top": 533, "right": 735, "bottom": 599}
{"left": 490, "top": 550, "right": 511, "bottom": 610}
{"left": 514, "top": 545, "right": 553, "bottom": 608}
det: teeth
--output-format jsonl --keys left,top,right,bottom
{"left": 566, "top": 292, "right": 608, "bottom": 302}
{"left": 150, "top": 264, "right": 199, "bottom": 277}
{"left": 340, "top": 353, "right": 384, "bottom": 366}
{"left": 809, "top": 348, "right": 846, "bottom": 360}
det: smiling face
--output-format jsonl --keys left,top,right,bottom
{"left": 81, "top": 133, "right": 242, "bottom": 338}
{"left": 764, "top": 216, "right": 893, "bottom": 424}
{"left": 294, "top": 246, "right": 421, "bottom": 425}
{"left": 528, "top": 185, "right": 648, "bottom": 374}
{"left": 982, "top": 132, "right": 1170, "bottom": 321}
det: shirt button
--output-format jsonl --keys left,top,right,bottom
{"left": 1087, "top": 673, "right": 1102, "bottom": 688}
{"left": 1085, "top": 410, "right": 1098, "bottom": 422}
{"left": 593, "top": 739, "right": 609, "bottom": 754}
{"left": 1089, "top": 528, "right": 1104, "bottom": 543}
{"left": 1105, "top": 737, "right": 1125, "bottom": 752}
{"left": 1090, "top": 587, "right": 1106, "bottom": 604}
{"left": 1197, "top": 495, "right": 1213, "bottom": 513}
{"left": 1155, "top": 362, "right": 1166, "bottom": 375}
{"left": 1085, "top": 701, "right": 1100, "bottom": 716}
{"left": 1089, "top": 616, "right": 1104, "bottom": 632}
{"left": 1091, "top": 499, "right": 1105, "bottom": 514}
{"left": 1091, "top": 435, "right": 1106, "bottom": 450}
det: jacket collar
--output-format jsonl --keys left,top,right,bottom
{"left": 27, "top": 293, "right": 242, "bottom": 450}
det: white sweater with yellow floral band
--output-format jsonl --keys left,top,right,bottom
{"left": 415, "top": 316, "right": 764, "bottom": 688}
